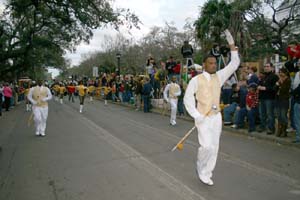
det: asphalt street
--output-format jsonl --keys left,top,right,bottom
{"left": 0, "top": 99, "right": 300, "bottom": 200}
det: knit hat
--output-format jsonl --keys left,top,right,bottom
{"left": 248, "top": 83, "right": 258, "bottom": 89}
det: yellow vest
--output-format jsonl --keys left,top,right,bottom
{"left": 53, "top": 84, "right": 59, "bottom": 92}
{"left": 196, "top": 74, "right": 221, "bottom": 116}
{"left": 169, "top": 83, "right": 179, "bottom": 99}
{"left": 32, "top": 86, "right": 49, "bottom": 107}
{"left": 77, "top": 85, "right": 87, "bottom": 96}
{"left": 88, "top": 86, "right": 95, "bottom": 93}
{"left": 24, "top": 88, "right": 30, "bottom": 95}
{"left": 59, "top": 86, "right": 65, "bottom": 94}
{"left": 102, "top": 86, "right": 111, "bottom": 95}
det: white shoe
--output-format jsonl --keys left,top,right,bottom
{"left": 231, "top": 124, "right": 237, "bottom": 128}
{"left": 35, "top": 132, "right": 40, "bottom": 136}
{"left": 79, "top": 110, "right": 82, "bottom": 113}
{"left": 199, "top": 175, "right": 214, "bottom": 186}
{"left": 40, "top": 132, "right": 46, "bottom": 137}
{"left": 170, "top": 121, "right": 176, "bottom": 126}
{"left": 286, "top": 127, "right": 295, "bottom": 132}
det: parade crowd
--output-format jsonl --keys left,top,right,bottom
{"left": 0, "top": 59, "right": 299, "bottom": 142}
{"left": 1, "top": 49, "right": 300, "bottom": 143}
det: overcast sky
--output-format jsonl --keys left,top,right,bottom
{"left": 66, "top": 0, "right": 205, "bottom": 66}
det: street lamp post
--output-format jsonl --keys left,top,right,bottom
{"left": 116, "top": 52, "right": 121, "bottom": 75}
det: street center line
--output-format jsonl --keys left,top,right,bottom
{"left": 63, "top": 106, "right": 207, "bottom": 200}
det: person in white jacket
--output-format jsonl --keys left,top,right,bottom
{"left": 184, "top": 30, "right": 240, "bottom": 186}
{"left": 164, "top": 76, "right": 181, "bottom": 126}
{"left": 27, "top": 80, "right": 52, "bottom": 136}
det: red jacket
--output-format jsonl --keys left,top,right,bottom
{"left": 3, "top": 86, "right": 13, "bottom": 98}
{"left": 246, "top": 91, "right": 259, "bottom": 108}
{"left": 287, "top": 45, "right": 300, "bottom": 58}
{"left": 67, "top": 86, "right": 76, "bottom": 93}
{"left": 173, "top": 64, "right": 181, "bottom": 74}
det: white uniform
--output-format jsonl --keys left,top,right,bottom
{"left": 28, "top": 85, "right": 52, "bottom": 136}
{"left": 164, "top": 82, "right": 181, "bottom": 125}
{"left": 184, "top": 51, "right": 240, "bottom": 184}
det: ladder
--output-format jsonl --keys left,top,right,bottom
{"left": 180, "top": 57, "right": 194, "bottom": 83}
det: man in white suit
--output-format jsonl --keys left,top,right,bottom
{"left": 28, "top": 80, "right": 52, "bottom": 136}
{"left": 184, "top": 30, "right": 240, "bottom": 186}
{"left": 164, "top": 76, "right": 181, "bottom": 126}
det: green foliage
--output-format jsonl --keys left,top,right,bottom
{"left": 0, "top": 0, "right": 140, "bottom": 79}
{"left": 194, "top": 0, "right": 300, "bottom": 61}
{"left": 194, "top": 0, "right": 232, "bottom": 51}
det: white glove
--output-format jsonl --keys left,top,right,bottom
{"left": 194, "top": 114, "right": 205, "bottom": 126}
{"left": 224, "top": 29, "right": 234, "bottom": 45}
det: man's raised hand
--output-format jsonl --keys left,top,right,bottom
{"left": 224, "top": 29, "right": 234, "bottom": 45}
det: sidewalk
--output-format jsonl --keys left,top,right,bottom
{"left": 107, "top": 99, "right": 300, "bottom": 148}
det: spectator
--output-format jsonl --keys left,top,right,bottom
{"left": 288, "top": 68, "right": 300, "bottom": 132}
{"left": 166, "top": 56, "right": 177, "bottom": 81}
{"left": 146, "top": 56, "right": 156, "bottom": 76}
{"left": 246, "top": 83, "right": 259, "bottom": 133}
{"left": 223, "top": 83, "right": 240, "bottom": 125}
{"left": 134, "top": 77, "right": 143, "bottom": 110}
{"left": 3, "top": 83, "right": 13, "bottom": 111}
{"left": 181, "top": 40, "right": 193, "bottom": 59}
{"left": 177, "top": 80, "right": 185, "bottom": 116}
{"left": 274, "top": 67, "right": 291, "bottom": 137}
{"left": 0, "top": 83, "right": 3, "bottom": 116}
{"left": 118, "top": 82, "right": 124, "bottom": 102}
{"left": 222, "top": 74, "right": 237, "bottom": 104}
{"left": 247, "top": 66, "right": 259, "bottom": 85}
{"left": 111, "top": 82, "right": 118, "bottom": 102}
{"left": 173, "top": 60, "right": 181, "bottom": 82}
{"left": 142, "top": 77, "right": 152, "bottom": 113}
{"left": 291, "top": 77, "right": 300, "bottom": 143}
{"left": 232, "top": 84, "right": 248, "bottom": 129}
{"left": 257, "top": 63, "right": 279, "bottom": 134}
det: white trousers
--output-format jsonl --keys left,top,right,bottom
{"left": 32, "top": 106, "right": 49, "bottom": 134}
{"left": 195, "top": 113, "right": 222, "bottom": 179}
{"left": 169, "top": 98, "right": 178, "bottom": 124}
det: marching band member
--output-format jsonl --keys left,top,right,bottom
{"left": 163, "top": 76, "right": 181, "bottom": 125}
{"left": 76, "top": 81, "right": 88, "bottom": 113}
{"left": 184, "top": 29, "right": 240, "bottom": 186}
{"left": 27, "top": 80, "right": 52, "bottom": 136}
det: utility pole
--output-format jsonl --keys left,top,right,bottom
{"left": 116, "top": 52, "right": 121, "bottom": 75}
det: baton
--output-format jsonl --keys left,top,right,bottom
{"left": 171, "top": 126, "right": 196, "bottom": 152}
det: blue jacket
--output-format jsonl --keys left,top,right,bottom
{"left": 142, "top": 82, "right": 152, "bottom": 96}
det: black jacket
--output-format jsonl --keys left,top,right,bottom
{"left": 292, "top": 84, "right": 300, "bottom": 104}
{"left": 259, "top": 72, "right": 279, "bottom": 100}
